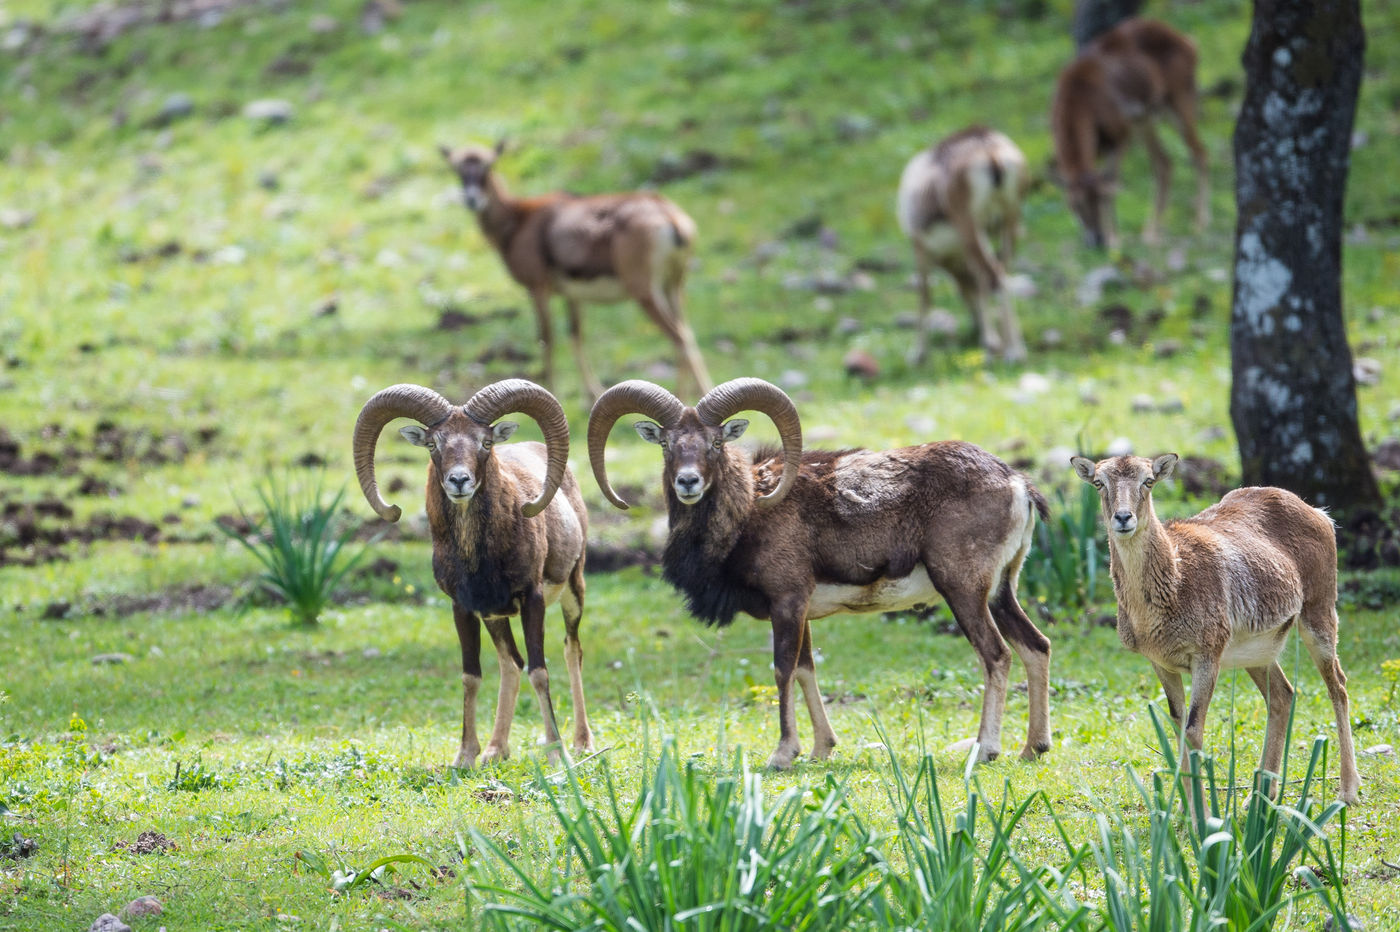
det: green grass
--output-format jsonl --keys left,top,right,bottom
{"left": 3, "top": 0, "right": 1400, "bottom": 927}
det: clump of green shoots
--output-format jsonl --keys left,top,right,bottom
{"left": 219, "top": 474, "right": 375, "bottom": 625}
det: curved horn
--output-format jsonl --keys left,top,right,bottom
{"left": 353, "top": 384, "right": 454, "bottom": 522}
{"left": 696, "top": 378, "right": 803, "bottom": 509}
{"left": 586, "top": 380, "right": 685, "bottom": 510}
{"left": 463, "top": 379, "right": 570, "bottom": 518}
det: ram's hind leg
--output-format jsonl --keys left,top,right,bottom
{"left": 1299, "top": 606, "right": 1360, "bottom": 804}
{"left": 988, "top": 579, "right": 1051, "bottom": 759}
{"left": 520, "top": 588, "right": 564, "bottom": 764}
{"left": 1245, "top": 660, "right": 1294, "bottom": 795}
{"left": 795, "top": 620, "right": 837, "bottom": 761}
{"left": 480, "top": 618, "right": 525, "bottom": 764}
{"left": 561, "top": 562, "right": 595, "bottom": 755}
{"left": 938, "top": 573, "right": 1011, "bottom": 762}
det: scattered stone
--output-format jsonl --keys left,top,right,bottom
{"left": 943, "top": 736, "right": 979, "bottom": 756}
{"left": 1154, "top": 339, "right": 1182, "bottom": 359}
{"left": 925, "top": 309, "right": 960, "bottom": 337}
{"left": 0, "top": 208, "right": 36, "bottom": 230}
{"left": 120, "top": 897, "right": 162, "bottom": 920}
{"left": 1205, "top": 267, "right": 1229, "bottom": 283}
{"left": 1017, "top": 372, "right": 1050, "bottom": 396}
{"left": 309, "top": 14, "right": 339, "bottom": 33}
{"left": 1166, "top": 247, "right": 1187, "bottom": 272}
{"left": 842, "top": 349, "right": 879, "bottom": 381}
{"left": 1368, "top": 306, "right": 1385, "bottom": 324}
{"left": 1077, "top": 265, "right": 1122, "bottom": 306}
{"left": 904, "top": 416, "right": 936, "bottom": 436}
{"left": 1198, "top": 425, "right": 1228, "bottom": 442}
{"left": 1106, "top": 437, "right": 1133, "bottom": 457}
{"left": 650, "top": 149, "right": 725, "bottom": 184}
{"left": 1157, "top": 397, "right": 1185, "bottom": 414}
{"left": 1353, "top": 357, "right": 1382, "bottom": 386}
{"left": 1351, "top": 129, "right": 1369, "bottom": 150}
{"left": 835, "top": 316, "right": 861, "bottom": 336}
{"left": 1108, "top": 329, "right": 1127, "bottom": 346}
{"left": 1131, "top": 394, "right": 1156, "bottom": 413}
{"left": 1324, "top": 914, "right": 1364, "bottom": 932}
{"left": 1388, "top": 402, "right": 1400, "bottom": 422}
{"left": 362, "top": 647, "right": 382, "bottom": 660}
{"left": 92, "top": 653, "right": 134, "bottom": 665}
{"left": 155, "top": 93, "right": 194, "bottom": 126}
{"left": 849, "top": 270, "right": 875, "bottom": 291}
{"left": 1362, "top": 743, "right": 1393, "bottom": 756}
{"left": 88, "top": 915, "right": 130, "bottom": 932}
{"left": 1040, "top": 328, "right": 1062, "bottom": 348}
{"left": 243, "top": 98, "right": 294, "bottom": 124}
{"left": 114, "top": 831, "right": 178, "bottom": 855}
{"left": 833, "top": 112, "right": 876, "bottom": 140}
{"left": 1004, "top": 273, "right": 1037, "bottom": 298}
{"left": 818, "top": 226, "right": 840, "bottom": 250}
{"left": 776, "top": 369, "right": 808, "bottom": 390}
{"left": 893, "top": 311, "right": 921, "bottom": 330}
{"left": 1045, "top": 446, "right": 1075, "bottom": 470}
{"left": 1373, "top": 440, "right": 1400, "bottom": 472}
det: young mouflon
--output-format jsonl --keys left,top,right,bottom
{"left": 1072, "top": 453, "right": 1359, "bottom": 804}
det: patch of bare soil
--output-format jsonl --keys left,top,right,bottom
{"left": 113, "top": 830, "right": 178, "bottom": 855}
{"left": 1, "top": 496, "right": 164, "bottom": 567}
{"left": 94, "top": 584, "right": 234, "bottom": 618}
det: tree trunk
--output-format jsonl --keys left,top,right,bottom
{"left": 1071, "top": 0, "right": 1143, "bottom": 49}
{"left": 1229, "top": 0, "right": 1378, "bottom": 510}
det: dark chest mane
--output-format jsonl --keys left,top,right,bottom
{"left": 660, "top": 455, "right": 769, "bottom": 627}
{"left": 433, "top": 482, "right": 521, "bottom": 617}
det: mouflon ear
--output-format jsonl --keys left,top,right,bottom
{"left": 634, "top": 421, "right": 665, "bottom": 445}
{"left": 400, "top": 424, "right": 430, "bottom": 446}
{"left": 1070, "top": 455, "right": 1097, "bottom": 484}
{"left": 720, "top": 419, "right": 749, "bottom": 443}
{"left": 1151, "top": 453, "right": 1179, "bottom": 481}
{"left": 492, "top": 421, "right": 519, "bottom": 444}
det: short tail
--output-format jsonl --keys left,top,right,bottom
{"left": 1028, "top": 482, "right": 1050, "bottom": 523}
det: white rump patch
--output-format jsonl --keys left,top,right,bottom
{"left": 556, "top": 275, "right": 629, "bottom": 303}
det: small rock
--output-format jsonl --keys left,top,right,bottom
{"left": 212, "top": 244, "right": 247, "bottom": 265}
{"left": 1351, "top": 130, "right": 1369, "bottom": 150}
{"left": 1361, "top": 743, "right": 1393, "bottom": 756}
{"left": 156, "top": 93, "right": 194, "bottom": 125}
{"left": 1324, "top": 914, "right": 1364, "bottom": 932}
{"left": 92, "top": 653, "right": 134, "bottom": 665}
{"left": 1368, "top": 306, "right": 1384, "bottom": 324}
{"left": 1017, "top": 372, "right": 1050, "bottom": 396}
{"left": 0, "top": 208, "right": 35, "bottom": 230}
{"left": 904, "top": 416, "right": 936, "bottom": 436}
{"left": 1004, "top": 273, "right": 1037, "bottom": 299}
{"left": 833, "top": 112, "right": 876, "bottom": 140}
{"left": 1108, "top": 329, "right": 1127, "bottom": 346}
{"left": 362, "top": 647, "right": 382, "bottom": 660}
{"left": 1157, "top": 397, "right": 1185, "bottom": 414}
{"left": 181, "top": 494, "right": 200, "bottom": 508}
{"left": 1198, "top": 425, "right": 1228, "bottom": 442}
{"left": 1154, "top": 339, "right": 1182, "bottom": 359}
{"left": 1077, "top": 265, "right": 1122, "bottom": 306}
{"left": 893, "top": 310, "right": 921, "bottom": 330}
{"left": 842, "top": 349, "right": 879, "bottom": 381}
{"left": 1372, "top": 440, "right": 1400, "bottom": 472}
{"left": 1205, "top": 267, "right": 1229, "bottom": 283}
{"left": 818, "top": 226, "right": 840, "bottom": 250}
{"left": 1045, "top": 446, "right": 1076, "bottom": 470}
{"left": 1040, "top": 328, "right": 1062, "bottom": 348}
{"left": 1166, "top": 247, "right": 1187, "bottom": 272}
{"left": 120, "top": 897, "right": 162, "bottom": 920}
{"left": 849, "top": 271, "right": 875, "bottom": 291}
{"left": 1131, "top": 394, "right": 1156, "bottom": 413}
{"left": 309, "top": 14, "right": 339, "bottom": 33}
{"left": 943, "top": 737, "right": 979, "bottom": 756}
{"left": 88, "top": 915, "right": 131, "bottom": 932}
{"left": 243, "top": 98, "right": 295, "bottom": 124}
{"left": 926, "top": 309, "right": 960, "bottom": 337}
{"left": 776, "top": 369, "right": 808, "bottom": 390}
{"left": 835, "top": 316, "right": 861, "bottom": 336}
{"left": 1106, "top": 437, "right": 1134, "bottom": 457}
{"left": 1388, "top": 402, "right": 1400, "bottom": 422}
{"left": 1353, "top": 357, "right": 1382, "bottom": 386}
{"left": 258, "top": 170, "right": 280, "bottom": 191}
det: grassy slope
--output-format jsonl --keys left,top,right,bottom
{"left": 2, "top": 0, "right": 1399, "bottom": 927}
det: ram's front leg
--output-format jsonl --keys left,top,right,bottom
{"left": 766, "top": 596, "right": 809, "bottom": 770}
{"left": 452, "top": 605, "right": 483, "bottom": 769}
{"left": 480, "top": 618, "right": 525, "bottom": 764}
